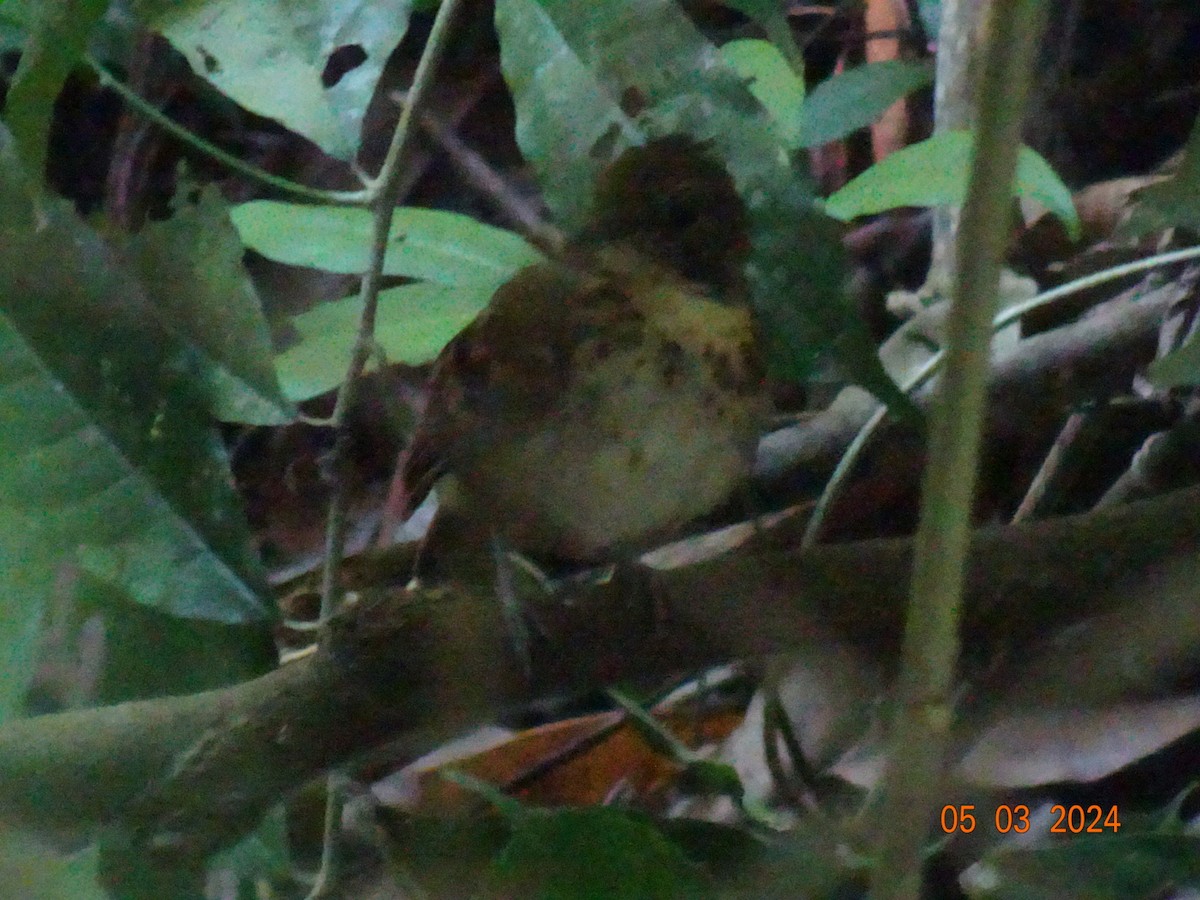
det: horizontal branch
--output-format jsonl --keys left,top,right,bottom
{"left": 2, "top": 484, "right": 1198, "bottom": 865}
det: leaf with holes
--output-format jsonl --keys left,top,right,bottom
{"left": 135, "top": 0, "right": 412, "bottom": 160}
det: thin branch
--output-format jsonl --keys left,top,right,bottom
{"left": 307, "top": 4, "right": 465, "bottom": 894}
{"left": 417, "top": 107, "right": 565, "bottom": 254}
{"left": 1010, "top": 410, "right": 1088, "bottom": 522}
{"left": 318, "top": 0, "right": 465, "bottom": 622}
{"left": 926, "top": 0, "right": 985, "bottom": 290}
{"left": 87, "top": 54, "right": 371, "bottom": 206}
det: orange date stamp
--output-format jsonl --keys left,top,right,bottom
{"left": 940, "top": 804, "right": 1121, "bottom": 835}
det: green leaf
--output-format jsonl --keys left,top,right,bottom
{"left": 1124, "top": 113, "right": 1200, "bottom": 237}
{"left": 964, "top": 834, "right": 1200, "bottom": 899}
{"left": 231, "top": 201, "right": 543, "bottom": 284}
{"left": 495, "top": 0, "right": 642, "bottom": 230}
{"left": 117, "top": 186, "right": 294, "bottom": 425}
{"left": 825, "top": 130, "right": 1081, "bottom": 240}
{"left": 798, "top": 59, "right": 934, "bottom": 148}
{"left": 275, "top": 282, "right": 494, "bottom": 401}
{"left": 135, "top": 0, "right": 412, "bottom": 161}
{"left": 487, "top": 807, "right": 703, "bottom": 900}
{"left": 495, "top": 0, "right": 919, "bottom": 421}
{"left": 2, "top": 0, "right": 108, "bottom": 192}
{"left": 0, "top": 126, "right": 269, "bottom": 625}
{"left": 720, "top": 39, "right": 804, "bottom": 146}
{"left": 238, "top": 198, "right": 544, "bottom": 400}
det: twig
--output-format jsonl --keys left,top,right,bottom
{"left": 417, "top": 108, "right": 565, "bottom": 254}
{"left": 925, "top": 0, "right": 985, "bottom": 292}
{"left": 87, "top": 54, "right": 371, "bottom": 206}
{"left": 318, "top": 0, "right": 465, "bottom": 623}
{"left": 1010, "top": 410, "right": 1088, "bottom": 522}
{"left": 309, "top": 2, "right": 466, "bottom": 894}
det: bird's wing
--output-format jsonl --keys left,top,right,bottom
{"left": 397, "top": 260, "right": 599, "bottom": 518}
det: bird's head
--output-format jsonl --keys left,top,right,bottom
{"left": 584, "top": 136, "right": 750, "bottom": 294}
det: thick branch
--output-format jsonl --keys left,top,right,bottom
{"left": 2, "top": 484, "right": 1198, "bottom": 861}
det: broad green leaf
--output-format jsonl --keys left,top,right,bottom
{"left": 3, "top": 0, "right": 108, "bottom": 192}
{"left": 136, "top": 0, "right": 412, "bottom": 161}
{"left": 0, "top": 126, "right": 268, "bottom": 625}
{"left": 232, "top": 201, "right": 542, "bottom": 284}
{"left": 720, "top": 39, "right": 804, "bottom": 146}
{"left": 798, "top": 59, "right": 934, "bottom": 148}
{"left": 486, "top": 807, "right": 703, "bottom": 900}
{"left": 824, "top": 130, "right": 1081, "bottom": 240}
{"left": 1124, "top": 113, "right": 1200, "bottom": 237}
{"left": 255, "top": 202, "right": 540, "bottom": 401}
{"left": 118, "top": 186, "right": 294, "bottom": 425}
{"left": 495, "top": 0, "right": 920, "bottom": 421}
{"left": 275, "top": 282, "right": 494, "bottom": 401}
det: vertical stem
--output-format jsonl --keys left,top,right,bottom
{"left": 307, "top": 4, "right": 465, "bottom": 897}
{"left": 868, "top": 3, "right": 1048, "bottom": 898}
{"left": 318, "top": 0, "right": 466, "bottom": 623}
